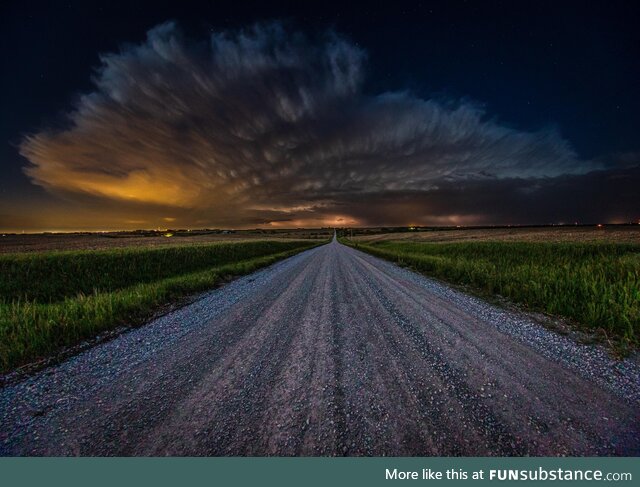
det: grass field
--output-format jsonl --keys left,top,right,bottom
{"left": 0, "top": 228, "right": 332, "bottom": 254}
{"left": 352, "top": 225, "right": 640, "bottom": 244}
{"left": 0, "top": 239, "right": 321, "bottom": 372}
{"left": 344, "top": 238, "right": 640, "bottom": 349}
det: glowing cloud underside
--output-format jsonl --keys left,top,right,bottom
{"left": 17, "top": 21, "right": 636, "bottom": 228}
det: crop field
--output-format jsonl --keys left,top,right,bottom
{"left": 345, "top": 238, "right": 640, "bottom": 348}
{"left": 0, "top": 228, "right": 332, "bottom": 254}
{"left": 0, "top": 239, "right": 321, "bottom": 372}
{"left": 351, "top": 225, "right": 640, "bottom": 244}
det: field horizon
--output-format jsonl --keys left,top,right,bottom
{"left": 2, "top": 223, "right": 639, "bottom": 254}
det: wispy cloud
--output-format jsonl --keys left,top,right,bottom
{"left": 17, "top": 21, "right": 635, "bottom": 228}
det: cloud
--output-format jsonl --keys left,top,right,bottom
{"left": 18, "top": 21, "right": 635, "bottom": 227}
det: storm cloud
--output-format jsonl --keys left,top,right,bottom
{"left": 18, "top": 21, "right": 636, "bottom": 227}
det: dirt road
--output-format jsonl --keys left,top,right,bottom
{"left": 1, "top": 237, "right": 639, "bottom": 456}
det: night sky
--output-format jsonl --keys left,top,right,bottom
{"left": 1, "top": 0, "right": 638, "bottom": 231}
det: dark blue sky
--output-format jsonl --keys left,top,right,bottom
{"left": 1, "top": 0, "right": 638, "bottom": 230}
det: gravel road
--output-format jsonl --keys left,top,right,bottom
{"left": 1, "top": 237, "right": 639, "bottom": 456}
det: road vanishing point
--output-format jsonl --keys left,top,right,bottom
{"left": 1, "top": 236, "right": 639, "bottom": 455}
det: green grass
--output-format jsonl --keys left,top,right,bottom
{"left": 0, "top": 240, "right": 319, "bottom": 302}
{"left": 345, "top": 239, "right": 640, "bottom": 347}
{"left": 0, "top": 240, "right": 320, "bottom": 372}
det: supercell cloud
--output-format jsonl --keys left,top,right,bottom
{"left": 18, "top": 21, "right": 637, "bottom": 227}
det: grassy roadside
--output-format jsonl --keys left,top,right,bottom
{"left": 342, "top": 238, "right": 639, "bottom": 349}
{"left": 0, "top": 240, "right": 322, "bottom": 372}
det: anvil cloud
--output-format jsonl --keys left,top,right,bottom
{"left": 18, "top": 21, "right": 636, "bottom": 228}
